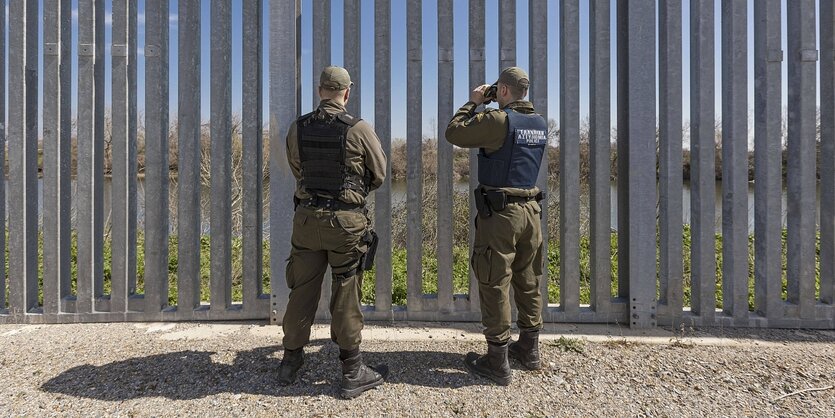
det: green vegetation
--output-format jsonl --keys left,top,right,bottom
{"left": 547, "top": 336, "right": 586, "bottom": 354}
{"left": 6, "top": 226, "right": 818, "bottom": 311}
{"left": 5, "top": 232, "right": 270, "bottom": 307}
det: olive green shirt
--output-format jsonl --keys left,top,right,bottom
{"left": 286, "top": 99, "right": 388, "bottom": 205}
{"left": 445, "top": 100, "right": 541, "bottom": 197}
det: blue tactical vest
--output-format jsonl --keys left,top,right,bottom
{"left": 477, "top": 109, "right": 548, "bottom": 188}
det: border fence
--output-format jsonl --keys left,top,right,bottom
{"left": 1, "top": 0, "right": 833, "bottom": 329}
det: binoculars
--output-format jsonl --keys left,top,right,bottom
{"left": 483, "top": 82, "right": 498, "bottom": 105}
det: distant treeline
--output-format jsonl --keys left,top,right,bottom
{"left": 12, "top": 114, "right": 820, "bottom": 183}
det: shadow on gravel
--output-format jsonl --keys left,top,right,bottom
{"left": 40, "top": 340, "right": 488, "bottom": 400}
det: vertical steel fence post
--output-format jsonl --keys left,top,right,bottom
{"left": 589, "top": 0, "right": 612, "bottom": 317}
{"left": 43, "top": 0, "right": 73, "bottom": 315}
{"left": 499, "top": 0, "right": 515, "bottom": 71}
{"left": 437, "top": 0, "right": 455, "bottom": 313}
{"left": 406, "top": 0, "right": 424, "bottom": 313}
{"left": 210, "top": 0, "right": 233, "bottom": 312}
{"left": 242, "top": 0, "right": 265, "bottom": 312}
{"left": 689, "top": 0, "right": 717, "bottom": 322}
{"left": 269, "top": 0, "right": 301, "bottom": 324}
{"left": 630, "top": 0, "right": 659, "bottom": 328}
{"left": 467, "top": 0, "right": 485, "bottom": 313}
{"left": 560, "top": 0, "right": 580, "bottom": 319}
{"left": 821, "top": 0, "right": 835, "bottom": 311}
{"left": 344, "top": 0, "right": 361, "bottom": 117}
{"left": 753, "top": 0, "right": 783, "bottom": 322}
{"left": 313, "top": 0, "right": 331, "bottom": 109}
{"left": 8, "top": 0, "right": 40, "bottom": 315}
{"left": 615, "top": 0, "right": 629, "bottom": 301}
{"left": 144, "top": 0, "right": 171, "bottom": 314}
{"left": 786, "top": 0, "right": 817, "bottom": 321}
{"left": 622, "top": 0, "right": 658, "bottom": 328}
{"left": 529, "top": 0, "right": 549, "bottom": 314}
{"left": 177, "top": 0, "right": 203, "bottom": 312}
{"left": 374, "top": 0, "right": 394, "bottom": 314}
{"left": 721, "top": 0, "right": 749, "bottom": 323}
{"left": 111, "top": 0, "right": 137, "bottom": 314}
{"left": 128, "top": 0, "right": 139, "bottom": 307}
{"left": 0, "top": 0, "right": 6, "bottom": 312}
{"left": 77, "top": 0, "right": 106, "bottom": 314}
{"left": 658, "top": 0, "right": 683, "bottom": 325}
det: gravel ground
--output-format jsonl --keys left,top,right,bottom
{"left": 0, "top": 322, "right": 833, "bottom": 417}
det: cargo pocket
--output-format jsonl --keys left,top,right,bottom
{"left": 532, "top": 244, "right": 544, "bottom": 276}
{"left": 334, "top": 211, "right": 367, "bottom": 236}
{"left": 471, "top": 245, "right": 493, "bottom": 285}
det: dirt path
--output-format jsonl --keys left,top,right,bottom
{"left": 1, "top": 322, "right": 833, "bottom": 417}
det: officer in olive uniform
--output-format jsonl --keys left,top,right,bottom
{"left": 278, "top": 66, "right": 389, "bottom": 398}
{"left": 445, "top": 67, "right": 547, "bottom": 385}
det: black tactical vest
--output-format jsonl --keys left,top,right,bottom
{"left": 297, "top": 109, "right": 370, "bottom": 198}
{"left": 477, "top": 109, "right": 548, "bottom": 188}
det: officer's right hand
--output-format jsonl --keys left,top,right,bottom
{"left": 469, "top": 84, "right": 490, "bottom": 105}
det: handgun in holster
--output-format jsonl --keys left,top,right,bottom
{"left": 360, "top": 230, "right": 379, "bottom": 271}
{"left": 474, "top": 188, "right": 492, "bottom": 218}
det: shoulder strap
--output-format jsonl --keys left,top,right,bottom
{"left": 297, "top": 110, "right": 318, "bottom": 127}
{"left": 337, "top": 112, "right": 362, "bottom": 127}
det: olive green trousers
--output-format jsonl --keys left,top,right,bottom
{"left": 282, "top": 206, "right": 369, "bottom": 351}
{"left": 471, "top": 200, "right": 544, "bottom": 343}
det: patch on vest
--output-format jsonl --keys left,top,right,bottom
{"left": 514, "top": 128, "right": 547, "bottom": 145}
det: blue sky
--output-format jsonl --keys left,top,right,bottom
{"left": 11, "top": 0, "right": 823, "bottom": 143}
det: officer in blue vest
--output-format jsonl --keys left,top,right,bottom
{"left": 445, "top": 67, "right": 548, "bottom": 385}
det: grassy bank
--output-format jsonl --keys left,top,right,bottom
{"left": 365, "top": 226, "right": 808, "bottom": 311}
{"left": 8, "top": 227, "right": 816, "bottom": 311}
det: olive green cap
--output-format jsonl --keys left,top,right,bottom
{"left": 496, "top": 66, "right": 530, "bottom": 89}
{"left": 319, "top": 66, "right": 353, "bottom": 90}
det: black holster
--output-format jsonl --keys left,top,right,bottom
{"left": 360, "top": 230, "right": 379, "bottom": 271}
{"left": 486, "top": 190, "right": 508, "bottom": 212}
{"left": 474, "top": 188, "right": 492, "bottom": 218}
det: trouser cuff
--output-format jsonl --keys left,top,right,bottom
{"left": 518, "top": 324, "right": 543, "bottom": 332}
{"left": 339, "top": 347, "right": 360, "bottom": 361}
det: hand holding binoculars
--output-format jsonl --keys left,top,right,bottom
{"left": 483, "top": 83, "right": 498, "bottom": 105}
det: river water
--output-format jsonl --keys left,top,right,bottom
{"left": 6, "top": 178, "right": 816, "bottom": 234}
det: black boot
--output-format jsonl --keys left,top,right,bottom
{"left": 277, "top": 348, "right": 304, "bottom": 386}
{"left": 339, "top": 348, "right": 389, "bottom": 399}
{"left": 508, "top": 328, "right": 541, "bottom": 370}
{"left": 464, "top": 341, "right": 512, "bottom": 386}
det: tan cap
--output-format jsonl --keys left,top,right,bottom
{"left": 319, "top": 66, "right": 353, "bottom": 90}
{"left": 496, "top": 66, "right": 530, "bottom": 89}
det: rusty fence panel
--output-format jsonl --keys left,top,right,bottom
{"left": 0, "top": 1, "right": 832, "bottom": 329}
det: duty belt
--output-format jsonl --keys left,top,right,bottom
{"left": 507, "top": 191, "right": 545, "bottom": 204}
{"left": 506, "top": 195, "right": 535, "bottom": 204}
{"left": 295, "top": 195, "right": 365, "bottom": 212}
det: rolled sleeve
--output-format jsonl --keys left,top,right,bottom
{"left": 444, "top": 102, "right": 506, "bottom": 151}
